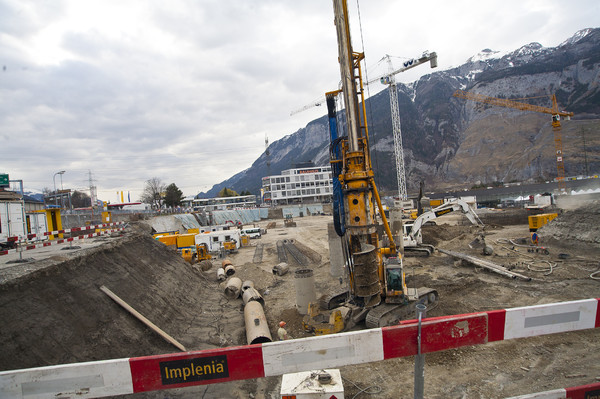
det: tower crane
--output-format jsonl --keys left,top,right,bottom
{"left": 453, "top": 89, "right": 574, "bottom": 192}
{"left": 366, "top": 52, "right": 438, "bottom": 203}
{"left": 290, "top": 89, "right": 342, "bottom": 116}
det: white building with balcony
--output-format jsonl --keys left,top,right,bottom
{"left": 261, "top": 165, "right": 333, "bottom": 205}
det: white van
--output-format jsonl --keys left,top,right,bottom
{"left": 241, "top": 227, "right": 261, "bottom": 239}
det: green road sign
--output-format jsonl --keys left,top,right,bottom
{"left": 0, "top": 174, "right": 8, "bottom": 187}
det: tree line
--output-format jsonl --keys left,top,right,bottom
{"left": 140, "top": 177, "right": 252, "bottom": 209}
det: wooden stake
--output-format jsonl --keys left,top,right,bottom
{"left": 99, "top": 285, "right": 187, "bottom": 352}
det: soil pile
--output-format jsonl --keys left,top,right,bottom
{"left": 0, "top": 229, "right": 246, "bottom": 372}
{"left": 538, "top": 200, "right": 600, "bottom": 247}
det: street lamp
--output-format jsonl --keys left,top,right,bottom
{"left": 53, "top": 170, "right": 65, "bottom": 208}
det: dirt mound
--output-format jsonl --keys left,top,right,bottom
{"left": 538, "top": 200, "right": 600, "bottom": 247}
{"left": 421, "top": 224, "right": 484, "bottom": 247}
{"left": 0, "top": 228, "right": 246, "bottom": 373}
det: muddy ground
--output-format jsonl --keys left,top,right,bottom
{"left": 0, "top": 204, "right": 599, "bottom": 398}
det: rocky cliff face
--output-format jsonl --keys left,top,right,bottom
{"left": 201, "top": 28, "right": 600, "bottom": 198}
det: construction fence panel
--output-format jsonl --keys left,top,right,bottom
{"left": 0, "top": 298, "right": 598, "bottom": 398}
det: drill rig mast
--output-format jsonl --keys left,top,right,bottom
{"left": 321, "top": 0, "right": 437, "bottom": 328}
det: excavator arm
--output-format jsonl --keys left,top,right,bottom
{"left": 409, "top": 200, "right": 483, "bottom": 241}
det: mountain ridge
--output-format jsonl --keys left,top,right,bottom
{"left": 199, "top": 28, "right": 600, "bottom": 198}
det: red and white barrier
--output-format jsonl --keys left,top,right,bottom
{"left": 506, "top": 382, "right": 600, "bottom": 399}
{"left": 7, "top": 221, "right": 126, "bottom": 242}
{"left": 0, "top": 298, "right": 598, "bottom": 398}
{"left": 0, "top": 228, "right": 126, "bottom": 256}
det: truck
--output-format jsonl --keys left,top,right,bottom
{"left": 403, "top": 199, "right": 484, "bottom": 256}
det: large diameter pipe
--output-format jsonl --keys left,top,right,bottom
{"left": 199, "top": 259, "right": 212, "bottom": 271}
{"left": 242, "top": 280, "right": 254, "bottom": 292}
{"left": 244, "top": 301, "right": 272, "bottom": 344}
{"left": 242, "top": 287, "right": 265, "bottom": 307}
{"left": 294, "top": 268, "right": 316, "bottom": 315}
{"left": 272, "top": 262, "right": 289, "bottom": 276}
{"left": 224, "top": 277, "right": 242, "bottom": 298}
{"left": 224, "top": 265, "right": 236, "bottom": 276}
{"left": 217, "top": 268, "right": 226, "bottom": 281}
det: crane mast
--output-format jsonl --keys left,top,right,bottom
{"left": 368, "top": 52, "right": 438, "bottom": 201}
{"left": 385, "top": 56, "right": 408, "bottom": 201}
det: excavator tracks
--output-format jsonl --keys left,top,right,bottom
{"left": 365, "top": 287, "right": 439, "bottom": 329}
{"left": 319, "top": 290, "right": 349, "bottom": 310}
{"left": 404, "top": 245, "right": 435, "bottom": 257}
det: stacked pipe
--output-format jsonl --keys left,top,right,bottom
{"left": 216, "top": 258, "right": 272, "bottom": 344}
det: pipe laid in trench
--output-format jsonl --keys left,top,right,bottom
{"left": 242, "top": 287, "right": 265, "bottom": 306}
{"left": 244, "top": 300, "right": 272, "bottom": 344}
{"left": 224, "top": 277, "right": 243, "bottom": 298}
{"left": 437, "top": 248, "right": 532, "bottom": 281}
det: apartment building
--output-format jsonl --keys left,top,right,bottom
{"left": 261, "top": 165, "right": 333, "bottom": 205}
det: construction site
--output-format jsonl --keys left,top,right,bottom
{"left": 1, "top": 1, "right": 599, "bottom": 398}
{"left": 0, "top": 194, "right": 599, "bottom": 398}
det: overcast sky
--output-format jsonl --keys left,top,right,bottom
{"left": 1, "top": 0, "right": 598, "bottom": 202}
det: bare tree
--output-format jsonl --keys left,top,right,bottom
{"left": 141, "top": 177, "right": 165, "bottom": 209}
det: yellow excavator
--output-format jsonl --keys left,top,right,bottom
{"left": 303, "top": 0, "right": 437, "bottom": 334}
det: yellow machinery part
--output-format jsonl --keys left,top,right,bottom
{"left": 528, "top": 213, "right": 558, "bottom": 231}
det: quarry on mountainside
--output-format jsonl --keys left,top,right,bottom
{"left": 0, "top": 201, "right": 599, "bottom": 398}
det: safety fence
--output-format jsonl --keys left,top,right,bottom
{"left": 507, "top": 382, "right": 600, "bottom": 399}
{"left": 0, "top": 298, "right": 598, "bottom": 398}
{"left": 0, "top": 222, "right": 127, "bottom": 256}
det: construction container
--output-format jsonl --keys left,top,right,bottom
{"left": 156, "top": 234, "right": 178, "bottom": 247}
{"left": 280, "top": 369, "right": 344, "bottom": 399}
{"left": 430, "top": 199, "right": 444, "bottom": 207}
{"left": 528, "top": 213, "right": 558, "bottom": 231}
{"left": 176, "top": 233, "right": 196, "bottom": 249}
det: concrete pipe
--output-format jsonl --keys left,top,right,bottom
{"left": 244, "top": 301, "right": 272, "bottom": 344}
{"left": 294, "top": 268, "right": 316, "bottom": 315}
{"left": 216, "top": 267, "right": 226, "bottom": 282}
{"left": 224, "top": 264, "right": 236, "bottom": 276}
{"left": 242, "top": 280, "right": 254, "bottom": 292}
{"left": 242, "top": 287, "right": 265, "bottom": 306}
{"left": 199, "top": 259, "right": 212, "bottom": 271}
{"left": 272, "top": 262, "right": 289, "bottom": 276}
{"left": 222, "top": 259, "right": 233, "bottom": 268}
{"left": 224, "top": 277, "right": 243, "bottom": 299}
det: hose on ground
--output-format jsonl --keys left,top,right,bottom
{"left": 342, "top": 376, "right": 383, "bottom": 398}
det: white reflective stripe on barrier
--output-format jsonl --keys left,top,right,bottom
{"left": 0, "top": 359, "right": 133, "bottom": 399}
{"left": 261, "top": 328, "right": 383, "bottom": 377}
{"left": 504, "top": 298, "right": 598, "bottom": 339}
{"left": 505, "top": 389, "right": 566, "bottom": 399}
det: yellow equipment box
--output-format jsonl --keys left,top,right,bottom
{"left": 176, "top": 233, "right": 196, "bottom": 248}
{"left": 156, "top": 234, "right": 178, "bottom": 247}
{"left": 528, "top": 213, "right": 558, "bottom": 231}
{"left": 430, "top": 199, "right": 444, "bottom": 207}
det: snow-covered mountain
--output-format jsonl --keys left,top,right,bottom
{"left": 200, "top": 28, "right": 600, "bottom": 197}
